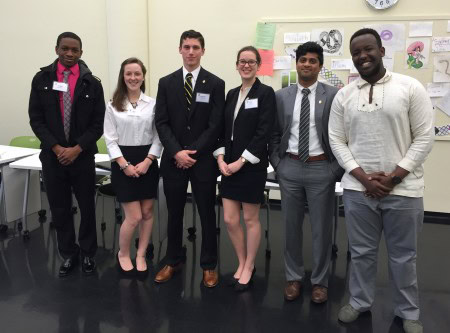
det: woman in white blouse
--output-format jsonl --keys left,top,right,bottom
{"left": 104, "top": 57, "right": 163, "bottom": 278}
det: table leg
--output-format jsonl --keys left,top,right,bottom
{"left": 21, "top": 169, "right": 31, "bottom": 240}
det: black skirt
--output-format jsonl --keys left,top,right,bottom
{"left": 220, "top": 169, "right": 267, "bottom": 204}
{"left": 111, "top": 145, "right": 159, "bottom": 203}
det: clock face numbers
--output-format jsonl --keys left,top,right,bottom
{"left": 366, "top": 0, "right": 399, "bottom": 10}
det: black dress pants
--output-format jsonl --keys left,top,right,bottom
{"left": 40, "top": 150, "right": 97, "bottom": 259}
{"left": 163, "top": 171, "right": 217, "bottom": 269}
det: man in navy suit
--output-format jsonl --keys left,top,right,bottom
{"left": 269, "top": 42, "right": 343, "bottom": 303}
{"left": 155, "top": 30, "right": 225, "bottom": 287}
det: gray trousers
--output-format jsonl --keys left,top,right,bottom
{"left": 277, "top": 157, "right": 336, "bottom": 286}
{"left": 343, "top": 190, "right": 423, "bottom": 320}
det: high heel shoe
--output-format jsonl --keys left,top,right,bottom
{"left": 234, "top": 267, "right": 256, "bottom": 292}
{"left": 135, "top": 256, "right": 148, "bottom": 280}
{"left": 117, "top": 252, "right": 135, "bottom": 277}
{"left": 227, "top": 276, "right": 239, "bottom": 287}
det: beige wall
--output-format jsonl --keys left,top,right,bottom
{"left": 1, "top": 0, "right": 449, "bottom": 211}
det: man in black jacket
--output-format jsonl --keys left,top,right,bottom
{"left": 29, "top": 32, "right": 105, "bottom": 277}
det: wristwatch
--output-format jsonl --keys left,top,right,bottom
{"left": 241, "top": 157, "right": 247, "bottom": 164}
{"left": 391, "top": 175, "right": 402, "bottom": 185}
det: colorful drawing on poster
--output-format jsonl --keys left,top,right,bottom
{"left": 405, "top": 38, "right": 430, "bottom": 69}
{"left": 319, "top": 67, "right": 345, "bottom": 88}
{"left": 281, "top": 70, "right": 298, "bottom": 88}
{"left": 407, "top": 41, "right": 425, "bottom": 68}
{"left": 348, "top": 75, "right": 359, "bottom": 84}
{"left": 311, "top": 28, "right": 344, "bottom": 56}
{"left": 365, "top": 23, "right": 405, "bottom": 53}
{"left": 285, "top": 46, "right": 297, "bottom": 59}
{"left": 435, "top": 124, "right": 450, "bottom": 136}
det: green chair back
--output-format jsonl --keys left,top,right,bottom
{"left": 9, "top": 136, "right": 41, "bottom": 149}
{"left": 96, "top": 137, "right": 108, "bottom": 154}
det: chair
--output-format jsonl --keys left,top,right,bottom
{"left": 9, "top": 136, "right": 41, "bottom": 149}
{"left": 8, "top": 136, "right": 47, "bottom": 224}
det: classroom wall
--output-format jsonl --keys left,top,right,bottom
{"left": 1, "top": 0, "right": 449, "bottom": 212}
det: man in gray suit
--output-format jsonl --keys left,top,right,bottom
{"left": 269, "top": 42, "right": 343, "bottom": 303}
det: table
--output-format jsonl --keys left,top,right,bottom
{"left": 0, "top": 145, "right": 41, "bottom": 233}
{"left": 8, "top": 152, "right": 111, "bottom": 240}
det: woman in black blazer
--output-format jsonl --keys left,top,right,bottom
{"left": 214, "top": 46, "right": 276, "bottom": 291}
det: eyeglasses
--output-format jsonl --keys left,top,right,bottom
{"left": 237, "top": 59, "right": 259, "bottom": 67}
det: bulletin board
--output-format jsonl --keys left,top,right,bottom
{"left": 258, "top": 15, "right": 450, "bottom": 141}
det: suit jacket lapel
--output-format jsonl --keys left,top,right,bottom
{"left": 314, "top": 82, "right": 327, "bottom": 146}
{"left": 284, "top": 84, "right": 297, "bottom": 132}
{"left": 173, "top": 68, "right": 187, "bottom": 116}
{"left": 234, "top": 78, "right": 261, "bottom": 122}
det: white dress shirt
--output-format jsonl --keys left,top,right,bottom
{"left": 213, "top": 86, "right": 259, "bottom": 164}
{"left": 287, "top": 81, "right": 324, "bottom": 156}
{"left": 329, "top": 70, "right": 435, "bottom": 197}
{"left": 104, "top": 92, "right": 163, "bottom": 160}
{"left": 182, "top": 65, "right": 201, "bottom": 90}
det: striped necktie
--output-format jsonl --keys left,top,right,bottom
{"left": 184, "top": 73, "right": 193, "bottom": 112}
{"left": 298, "top": 88, "right": 311, "bottom": 162}
{"left": 62, "top": 70, "right": 72, "bottom": 141}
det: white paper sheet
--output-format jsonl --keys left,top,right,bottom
{"left": 436, "top": 91, "right": 450, "bottom": 117}
{"left": 433, "top": 55, "right": 450, "bottom": 83}
{"left": 331, "top": 59, "right": 353, "bottom": 70}
{"left": 409, "top": 22, "right": 433, "bottom": 37}
{"left": 365, "top": 23, "right": 406, "bottom": 52}
{"left": 284, "top": 32, "right": 310, "bottom": 44}
{"left": 432, "top": 37, "right": 450, "bottom": 53}
{"left": 427, "top": 83, "right": 450, "bottom": 98}
{"left": 273, "top": 56, "right": 292, "bottom": 70}
{"left": 447, "top": 21, "right": 450, "bottom": 33}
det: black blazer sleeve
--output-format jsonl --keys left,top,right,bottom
{"left": 244, "top": 86, "right": 276, "bottom": 159}
{"left": 188, "top": 78, "right": 225, "bottom": 158}
{"left": 75, "top": 79, "right": 105, "bottom": 151}
{"left": 155, "top": 77, "right": 183, "bottom": 159}
{"left": 28, "top": 73, "right": 59, "bottom": 150}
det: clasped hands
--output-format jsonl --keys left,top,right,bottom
{"left": 53, "top": 144, "right": 81, "bottom": 166}
{"left": 174, "top": 150, "right": 197, "bottom": 169}
{"left": 363, "top": 171, "right": 394, "bottom": 199}
{"left": 124, "top": 158, "right": 152, "bottom": 178}
{"left": 218, "top": 158, "right": 244, "bottom": 177}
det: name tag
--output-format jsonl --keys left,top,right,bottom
{"left": 196, "top": 93, "right": 210, "bottom": 103}
{"left": 53, "top": 81, "right": 68, "bottom": 92}
{"left": 245, "top": 98, "right": 258, "bottom": 109}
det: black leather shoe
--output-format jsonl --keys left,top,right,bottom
{"left": 59, "top": 257, "right": 79, "bottom": 277}
{"left": 227, "top": 276, "right": 239, "bottom": 287}
{"left": 81, "top": 257, "right": 96, "bottom": 275}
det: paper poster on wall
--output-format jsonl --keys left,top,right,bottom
{"left": 273, "top": 56, "right": 292, "bottom": 70}
{"left": 409, "top": 21, "right": 433, "bottom": 37}
{"left": 256, "top": 49, "right": 274, "bottom": 76}
{"left": 427, "top": 83, "right": 450, "bottom": 98}
{"left": 432, "top": 37, "right": 450, "bottom": 53}
{"left": 436, "top": 91, "right": 450, "bottom": 117}
{"left": 284, "top": 46, "right": 297, "bottom": 59}
{"left": 281, "top": 70, "right": 297, "bottom": 88}
{"left": 331, "top": 59, "right": 353, "bottom": 70}
{"left": 447, "top": 21, "right": 450, "bottom": 33}
{"left": 348, "top": 75, "right": 359, "bottom": 84}
{"left": 311, "top": 28, "right": 344, "bottom": 56}
{"left": 365, "top": 23, "right": 405, "bottom": 53}
{"left": 284, "top": 32, "right": 310, "bottom": 44}
{"left": 405, "top": 38, "right": 430, "bottom": 69}
{"left": 255, "top": 23, "right": 276, "bottom": 50}
{"left": 433, "top": 55, "right": 450, "bottom": 83}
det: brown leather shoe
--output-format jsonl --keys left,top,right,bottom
{"left": 284, "top": 281, "right": 301, "bottom": 301}
{"left": 203, "top": 270, "right": 219, "bottom": 288}
{"left": 311, "top": 285, "right": 328, "bottom": 303}
{"left": 154, "top": 263, "right": 182, "bottom": 283}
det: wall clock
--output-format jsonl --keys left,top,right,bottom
{"left": 366, "top": 0, "right": 399, "bottom": 10}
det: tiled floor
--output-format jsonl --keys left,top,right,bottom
{"left": 0, "top": 196, "right": 449, "bottom": 333}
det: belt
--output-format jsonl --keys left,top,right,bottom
{"left": 287, "top": 153, "right": 327, "bottom": 162}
